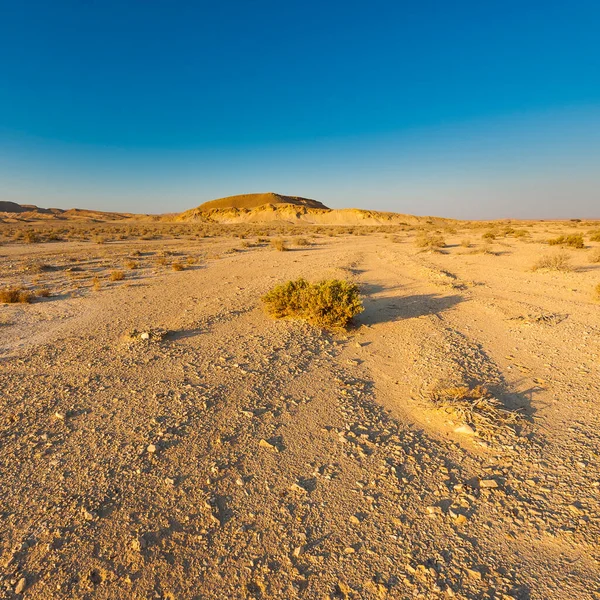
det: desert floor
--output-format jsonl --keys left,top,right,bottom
{"left": 1, "top": 229, "right": 599, "bottom": 599}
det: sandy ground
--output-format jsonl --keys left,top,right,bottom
{"left": 1, "top": 230, "right": 599, "bottom": 599}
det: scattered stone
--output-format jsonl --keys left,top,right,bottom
{"left": 290, "top": 482, "right": 308, "bottom": 494}
{"left": 147, "top": 444, "right": 157, "bottom": 454}
{"left": 349, "top": 514, "right": 361, "bottom": 525}
{"left": 259, "top": 439, "right": 278, "bottom": 452}
{"left": 479, "top": 479, "right": 499, "bottom": 489}
{"left": 15, "top": 577, "right": 27, "bottom": 594}
{"left": 454, "top": 424, "right": 475, "bottom": 435}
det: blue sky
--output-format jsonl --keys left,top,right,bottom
{"left": 0, "top": 0, "right": 599, "bottom": 218}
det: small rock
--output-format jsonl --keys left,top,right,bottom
{"left": 349, "top": 515, "right": 361, "bottom": 525}
{"left": 15, "top": 577, "right": 27, "bottom": 594}
{"left": 290, "top": 483, "right": 308, "bottom": 494}
{"left": 454, "top": 424, "right": 475, "bottom": 435}
{"left": 147, "top": 444, "right": 157, "bottom": 454}
{"left": 140, "top": 332, "right": 150, "bottom": 340}
{"left": 259, "top": 439, "right": 278, "bottom": 452}
{"left": 479, "top": 479, "right": 499, "bottom": 489}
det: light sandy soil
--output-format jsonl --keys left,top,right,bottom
{"left": 1, "top": 230, "right": 599, "bottom": 599}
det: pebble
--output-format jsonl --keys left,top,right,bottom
{"left": 15, "top": 577, "right": 27, "bottom": 594}
{"left": 479, "top": 479, "right": 499, "bottom": 489}
{"left": 259, "top": 439, "right": 278, "bottom": 452}
{"left": 454, "top": 424, "right": 475, "bottom": 435}
{"left": 147, "top": 444, "right": 157, "bottom": 454}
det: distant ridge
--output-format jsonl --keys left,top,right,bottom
{"left": 193, "top": 192, "right": 329, "bottom": 211}
{"left": 0, "top": 201, "right": 144, "bottom": 222}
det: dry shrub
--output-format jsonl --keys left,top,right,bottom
{"left": 156, "top": 257, "right": 168, "bottom": 266}
{"left": 186, "top": 256, "right": 198, "bottom": 265}
{"left": 92, "top": 277, "right": 102, "bottom": 291}
{"left": 589, "top": 249, "right": 600, "bottom": 264}
{"left": 24, "top": 231, "right": 40, "bottom": 244}
{"left": 415, "top": 233, "right": 445, "bottom": 250}
{"left": 109, "top": 270, "right": 125, "bottom": 281}
{"left": 36, "top": 287, "right": 51, "bottom": 298}
{"left": 295, "top": 237, "right": 310, "bottom": 247}
{"left": 171, "top": 262, "right": 184, "bottom": 271}
{"left": 595, "top": 283, "right": 600, "bottom": 302}
{"left": 271, "top": 238, "right": 288, "bottom": 251}
{"left": 460, "top": 239, "right": 472, "bottom": 248}
{"left": 482, "top": 231, "right": 496, "bottom": 240}
{"left": 262, "top": 278, "right": 363, "bottom": 329}
{"left": 547, "top": 234, "right": 584, "bottom": 249}
{"left": 429, "top": 384, "right": 520, "bottom": 441}
{"left": 0, "top": 287, "right": 34, "bottom": 304}
{"left": 531, "top": 252, "right": 572, "bottom": 272}
{"left": 588, "top": 230, "right": 600, "bottom": 242}
{"left": 125, "top": 260, "right": 139, "bottom": 269}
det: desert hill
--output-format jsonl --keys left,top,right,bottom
{"left": 1, "top": 195, "right": 451, "bottom": 227}
{"left": 193, "top": 192, "right": 329, "bottom": 211}
{"left": 177, "top": 194, "right": 448, "bottom": 226}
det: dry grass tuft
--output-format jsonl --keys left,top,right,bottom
{"left": 262, "top": 278, "right": 363, "bottom": 329}
{"left": 0, "top": 287, "right": 34, "bottom": 304}
{"left": 588, "top": 230, "right": 600, "bottom": 242}
{"left": 429, "top": 384, "right": 520, "bottom": 441}
{"left": 109, "top": 270, "right": 125, "bottom": 281}
{"left": 271, "top": 238, "right": 288, "bottom": 251}
{"left": 36, "top": 287, "right": 51, "bottom": 298}
{"left": 92, "top": 277, "right": 102, "bottom": 291}
{"left": 595, "top": 283, "right": 600, "bottom": 302}
{"left": 125, "top": 260, "right": 139, "bottom": 269}
{"left": 531, "top": 252, "right": 572, "bottom": 272}
{"left": 415, "top": 233, "right": 445, "bottom": 251}
{"left": 171, "top": 262, "right": 185, "bottom": 271}
{"left": 547, "top": 234, "right": 584, "bottom": 249}
{"left": 588, "top": 249, "right": 600, "bottom": 264}
{"left": 295, "top": 237, "right": 311, "bottom": 247}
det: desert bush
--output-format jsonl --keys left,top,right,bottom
{"left": 460, "top": 239, "right": 472, "bottom": 248}
{"left": 262, "top": 278, "right": 363, "bottom": 329}
{"left": 415, "top": 233, "right": 445, "bottom": 250}
{"left": 125, "top": 260, "right": 139, "bottom": 269}
{"left": 92, "top": 277, "right": 101, "bottom": 291}
{"left": 271, "top": 238, "right": 288, "bottom": 251}
{"left": 109, "top": 270, "right": 125, "bottom": 281}
{"left": 547, "top": 234, "right": 584, "bottom": 249}
{"left": 588, "top": 230, "right": 600, "bottom": 242}
{"left": 0, "top": 287, "right": 34, "bottom": 303}
{"left": 531, "top": 252, "right": 572, "bottom": 272}
{"left": 36, "top": 287, "right": 51, "bottom": 298}
{"left": 482, "top": 231, "right": 496, "bottom": 240}
{"left": 595, "top": 283, "right": 600, "bottom": 301}
{"left": 186, "top": 256, "right": 198, "bottom": 265}
{"left": 24, "top": 231, "right": 40, "bottom": 244}
{"left": 295, "top": 237, "right": 310, "bottom": 247}
{"left": 171, "top": 262, "right": 184, "bottom": 271}
{"left": 589, "top": 249, "right": 600, "bottom": 264}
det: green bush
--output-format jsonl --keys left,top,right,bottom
{"left": 262, "top": 278, "right": 363, "bottom": 329}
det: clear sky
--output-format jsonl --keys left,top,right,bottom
{"left": 1, "top": 0, "right": 599, "bottom": 218}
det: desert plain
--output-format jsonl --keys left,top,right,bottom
{"left": 1, "top": 198, "right": 599, "bottom": 599}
